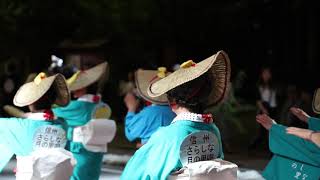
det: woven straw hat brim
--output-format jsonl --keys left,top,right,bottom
{"left": 148, "top": 50, "right": 230, "bottom": 106}
{"left": 13, "top": 74, "right": 70, "bottom": 107}
{"left": 3, "top": 105, "right": 26, "bottom": 118}
{"left": 69, "top": 62, "right": 109, "bottom": 91}
{"left": 135, "top": 70, "right": 169, "bottom": 105}
{"left": 312, "top": 88, "right": 320, "bottom": 114}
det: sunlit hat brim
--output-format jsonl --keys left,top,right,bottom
{"left": 135, "top": 70, "right": 170, "bottom": 105}
{"left": 69, "top": 62, "right": 109, "bottom": 91}
{"left": 13, "top": 74, "right": 70, "bottom": 107}
{"left": 148, "top": 50, "right": 231, "bottom": 106}
{"left": 312, "top": 88, "right": 320, "bottom": 114}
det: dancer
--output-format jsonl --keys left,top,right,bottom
{"left": 0, "top": 73, "right": 74, "bottom": 180}
{"left": 124, "top": 67, "right": 176, "bottom": 145}
{"left": 256, "top": 89, "right": 320, "bottom": 180}
{"left": 53, "top": 62, "right": 115, "bottom": 180}
{"left": 121, "top": 50, "right": 230, "bottom": 179}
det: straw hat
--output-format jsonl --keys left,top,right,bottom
{"left": 67, "top": 62, "right": 108, "bottom": 91}
{"left": 13, "top": 73, "right": 70, "bottom": 107}
{"left": 312, "top": 88, "right": 320, "bottom": 114}
{"left": 135, "top": 67, "right": 170, "bottom": 105}
{"left": 3, "top": 105, "right": 26, "bottom": 118}
{"left": 148, "top": 50, "right": 230, "bottom": 106}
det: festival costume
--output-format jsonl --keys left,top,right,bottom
{"left": 262, "top": 89, "right": 320, "bottom": 180}
{"left": 125, "top": 68, "right": 175, "bottom": 144}
{"left": 122, "top": 50, "right": 232, "bottom": 179}
{"left": 0, "top": 73, "right": 74, "bottom": 180}
{"left": 54, "top": 62, "right": 116, "bottom": 180}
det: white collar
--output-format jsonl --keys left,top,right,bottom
{"left": 24, "top": 110, "right": 55, "bottom": 121}
{"left": 171, "top": 112, "right": 213, "bottom": 124}
{"left": 77, "top": 94, "right": 101, "bottom": 103}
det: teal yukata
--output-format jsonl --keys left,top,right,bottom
{"left": 125, "top": 105, "right": 176, "bottom": 144}
{"left": 53, "top": 94, "right": 111, "bottom": 180}
{"left": 121, "top": 112, "right": 224, "bottom": 180}
{"left": 0, "top": 116, "right": 65, "bottom": 172}
{"left": 263, "top": 117, "right": 320, "bottom": 180}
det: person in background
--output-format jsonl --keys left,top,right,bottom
{"left": 0, "top": 73, "right": 74, "bottom": 179}
{"left": 121, "top": 50, "right": 229, "bottom": 179}
{"left": 0, "top": 61, "right": 21, "bottom": 116}
{"left": 53, "top": 62, "right": 113, "bottom": 180}
{"left": 256, "top": 88, "right": 320, "bottom": 179}
{"left": 249, "top": 67, "right": 278, "bottom": 151}
{"left": 124, "top": 67, "right": 176, "bottom": 147}
{"left": 256, "top": 113, "right": 320, "bottom": 179}
{"left": 256, "top": 67, "right": 277, "bottom": 116}
{"left": 119, "top": 71, "right": 136, "bottom": 97}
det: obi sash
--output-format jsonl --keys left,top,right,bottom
{"left": 169, "top": 159, "right": 238, "bottom": 180}
{"left": 72, "top": 119, "right": 116, "bottom": 152}
{"left": 16, "top": 148, "right": 75, "bottom": 180}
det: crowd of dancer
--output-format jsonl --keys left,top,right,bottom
{"left": 0, "top": 50, "right": 319, "bottom": 180}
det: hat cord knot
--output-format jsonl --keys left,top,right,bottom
{"left": 43, "top": 109, "right": 54, "bottom": 120}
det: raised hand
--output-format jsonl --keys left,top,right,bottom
{"left": 256, "top": 114, "right": 276, "bottom": 130}
{"left": 290, "top": 107, "right": 310, "bottom": 123}
{"left": 124, "top": 92, "right": 139, "bottom": 112}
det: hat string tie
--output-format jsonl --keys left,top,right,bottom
{"left": 43, "top": 110, "right": 54, "bottom": 120}
{"left": 201, "top": 114, "right": 214, "bottom": 123}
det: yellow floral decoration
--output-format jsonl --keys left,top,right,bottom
{"left": 180, "top": 60, "right": 196, "bottom": 69}
{"left": 34, "top": 72, "right": 47, "bottom": 85}
{"left": 157, "top": 67, "right": 167, "bottom": 78}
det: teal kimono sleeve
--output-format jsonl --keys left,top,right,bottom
{"left": 0, "top": 142, "right": 14, "bottom": 172}
{"left": 308, "top": 117, "right": 320, "bottom": 131}
{"left": 53, "top": 101, "right": 94, "bottom": 126}
{"left": 53, "top": 102, "right": 83, "bottom": 123}
{"left": 263, "top": 154, "right": 320, "bottom": 180}
{"left": 124, "top": 112, "right": 145, "bottom": 142}
{"left": 121, "top": 128, "right": 182, "bottom": 180}
{"left": 122, "top": 120, "right": 224, "bottom": 180}
{"left": 0, "top": 118, "right": 27, "bottom": 171}
{"left": 269, "top": 124, "right": 320, "bottom": 167}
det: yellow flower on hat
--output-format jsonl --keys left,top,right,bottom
{"left": 66, "top": 71, "right": 81, "bottom": 86}
{"left": 157, "top": 67, "right": 167, "bottom": 78}
{"left": 34, "top": 72, "right": 47, "bottom": 85}
{"left": 180, "top": 60, "right": 196, "bottom": 69}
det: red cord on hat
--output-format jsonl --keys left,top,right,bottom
{"left": 92, "top": 95, "right": 101, "bottom": 103}
{"left": 202, "top": 114, "right": 213, "bottom": 124}
{"left": 170, "top": 102, "right": 178, "bottom": 109}
{"left": 43, "top": 110, "right": 54, "bottom": 120}
{"left": 145, "top": 101, "right": 152, "bottom": 106}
